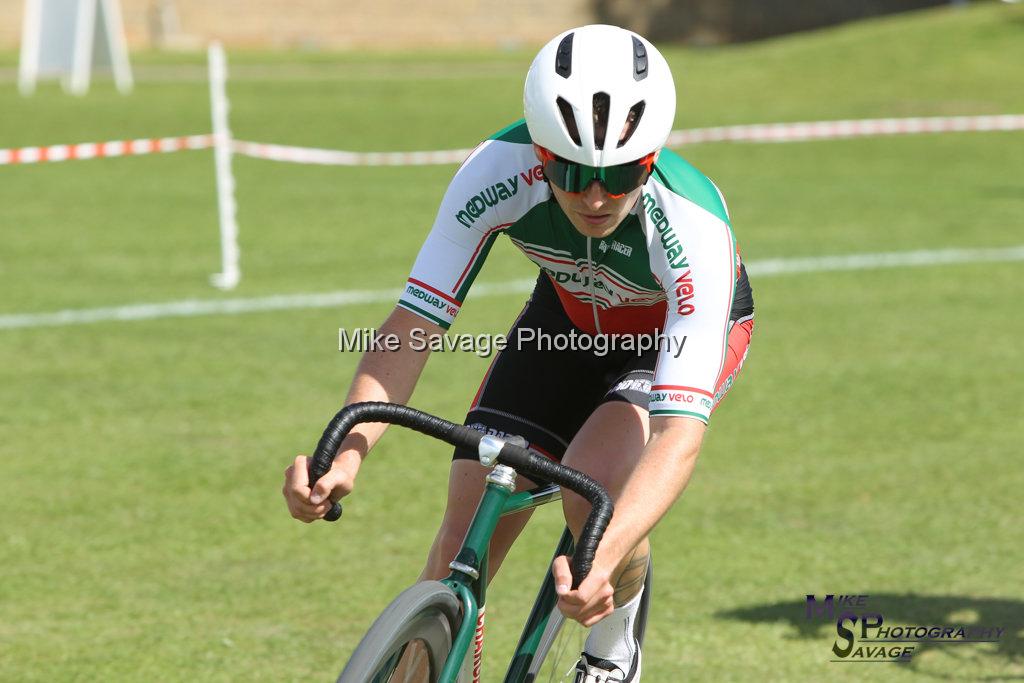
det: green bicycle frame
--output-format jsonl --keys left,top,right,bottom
{"left": 436, "top": 465, "right": 571, "bottom": 683}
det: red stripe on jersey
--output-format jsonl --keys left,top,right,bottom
{"left": 711, "top": 318, "right": 754, "bottom": 412}
{"left": 549, "top": 275, "right": 667, "bottom": 334}
{"left": 408, "top": 278, "right": 462, "bottom": 307}
{"left": 514, "top": 241, "right": 658, "bottom": 299}
{"left": 651, "top": 385, "right": 714, "bottom": 398}
{"left": 515, "top": 244, "right": 577, "bottom": 267}
{"left": 577, "top": 261, "right": 654, "bottom": 297}
{"left": 547, "top": 284, "right": 616, "bottom": 309}
{"left": 453, "top": 222, "right": 512, "bottom": 294}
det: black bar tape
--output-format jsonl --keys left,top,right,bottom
{"left": 306, "top": 402, "right": 613, "bottom": 589}
{"left": 307, "top": 402, "right": 484, "bottom": 521}
{"left": 496, "top": 442, "right": 614, "bottom": 589}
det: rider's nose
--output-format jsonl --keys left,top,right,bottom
{"left": 581, "top": 181, "right": 607, "bottom": 210}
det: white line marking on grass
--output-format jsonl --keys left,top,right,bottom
{"left": 747, "top": 244, "right": 1024, "bottom": 275}
{"left": 2, "top": 245, "right": 1022, "bottom": 330}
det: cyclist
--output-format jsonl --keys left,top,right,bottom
{"left": 284, "top": 24, "right": 754, "bottom": 682}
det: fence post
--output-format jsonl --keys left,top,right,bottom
{"left": 208, "top": 41, "right": 240, "bottom": 290}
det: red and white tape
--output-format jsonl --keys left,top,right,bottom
{"left": 229, "top": 140, "right": 472, "bottom": 166}
{"left": 0, "top": 134, "right": 214, "bottom": 165}
{"left": 665, "top": 114, "right": 1024, "bottom": 146}
{"left": 3, "top": 115, "right": 1022, "bottom": 168}
{"left": 232, "top": 114, "right": 1024, "bottom": 166}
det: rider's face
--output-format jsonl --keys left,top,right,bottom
{"left": 537, "top": 145, "right": 648, "bottom": 239}
{"left": 548, "top": 180, "right": 643, "bottom": 239}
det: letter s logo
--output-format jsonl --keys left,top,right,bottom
{"left": 833, "top": 615, "right": 857, "bottom": 658}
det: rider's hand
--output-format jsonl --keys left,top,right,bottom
{"left": 282, "top": 454, "right": 358, "bottom": 523}
{"left": 551, "top": 555, "right": 616, "bottom": 627}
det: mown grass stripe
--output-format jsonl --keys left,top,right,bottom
{"left": 2, "top": 245, "right": 1021, "bottom": 330}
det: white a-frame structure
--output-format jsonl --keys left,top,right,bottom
{"left": 19, "top": 0, "right": 133, "bottom": 95}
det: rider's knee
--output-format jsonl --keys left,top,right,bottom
{"left": 561, "top": 492, "right": 589, "bottom": 537}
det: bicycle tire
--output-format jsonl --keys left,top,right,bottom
{"left": 525, "top": 560, "right": 652, "bottom": 681}
{"left": 337, "top": 581, "right": 463, "bottom": 683}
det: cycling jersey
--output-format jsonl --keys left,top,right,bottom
{"left": 398, "top": 120, "right": 753, "bottom": 424}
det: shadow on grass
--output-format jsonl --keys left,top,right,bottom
{"left": 717, "top": 593, "right": 1023, "bottom": 679}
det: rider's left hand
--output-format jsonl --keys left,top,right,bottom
{"left": 550, "top": 555, "right": 616, "bottom": 627}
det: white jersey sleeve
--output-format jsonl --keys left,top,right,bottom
{"left": 640, "top": 175, "right": 737, "bottom": 424}
{"left": 397, "top": 138, "right": 544, "bottom": 329}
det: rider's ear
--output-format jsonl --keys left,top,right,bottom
{"left": 533, "top": 144, "right": 550, "bottom": 184}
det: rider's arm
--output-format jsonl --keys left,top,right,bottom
{"left": 593, "top": 175, "right": 734, "bottom": 559}
{"left": 554, "top": 170, "right": 737, "bottom": 620}
{"left": 283, "top": 307, "right": 442, "bottom": 521}
{"left": 592, "top": 415, "right": 704, "bottom": 572}
{"left": 331, "top": 306, "right": 445, "bottom": 469}
{"left": 285, "top": 135, "right": 532, "bottom": 521}
{"left": 551, "top": 416, "right": 705, "bottom": 624}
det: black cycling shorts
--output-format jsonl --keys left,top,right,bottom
{"left": 453, "top": 274, "right": 659, "bottom": 462}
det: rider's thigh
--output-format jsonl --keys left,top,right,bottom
{"left": 421, "top": 458, "right": 535, "bottom": 581}
{"left": 560, "top": 401, "right": 650, "bottom": 532}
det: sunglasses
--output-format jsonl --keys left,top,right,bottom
{"left": 538, "top": 147, "right": 656, "bottom": 199}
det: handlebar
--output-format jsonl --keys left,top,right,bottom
{"left": 307, "top": 401, "right": 614, "bottom": 589}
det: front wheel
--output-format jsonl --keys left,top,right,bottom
{"left": 337, "top": 581, "right": 463, "bottom": 683}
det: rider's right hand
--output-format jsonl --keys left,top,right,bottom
{"left": 282, "top": 454, "right": 357, "bottom": 522}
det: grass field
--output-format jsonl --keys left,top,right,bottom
{"left": 2, "top": 4, "right": 1023, "bottom": 681}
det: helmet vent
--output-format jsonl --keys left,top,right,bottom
{"left": 556, "top": 97, "right": 582, "bottom": 146}
{"left": 592, "top": 92, "right": 611, "bottom": 150}
{"left": 555, "top": 33, "right": 574, "bottom": 78}
{"left": 617, "top": 101, "right": 646, "bottom": 148}
{"left": 632, "top": 37, "right": 648, "bottom": 82}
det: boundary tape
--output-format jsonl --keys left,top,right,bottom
{"left": 230, "top": 140, "right": 472, "bottom": 166}
{"left": 231, "top": 115, "right": 1024, "bottom": 166}
{"left": 3, "top": 115, "right": 1022, "bottom": 167}
{"left": 2, "top": 244, "right": 1021, "bottom": 330}
{"left": 664, "top": 114, "right": 1024, "bottom": 146}
{"left": 0, "top": 134, "right": 213, "bottom": 165}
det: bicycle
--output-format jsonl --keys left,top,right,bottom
{"left": 307, "top": 402, "right": 652, "bottom": 682}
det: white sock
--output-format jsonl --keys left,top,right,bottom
{"left": 583, "top": 584, "right": 643, "bottom": 671}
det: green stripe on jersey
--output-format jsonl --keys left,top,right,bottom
{"left": 651, "top": 149, "right": 730, "bottom": 225}
{"left": 508, "top": 237, "right": 572, "bottom": 259}
{"left": 505, "top": 200, "right": 664, "bottom": 297}
{"left": 489, "top": 119, "right": 532, "bottom": 144}
{"left": 454, "top": 231, "right": 500, "bottom": 302}
{"left": 649, "top": 409, "right": 710, "bottom": 423}
{"left": 397, "top": 301, "right": 451, "bottom": 330}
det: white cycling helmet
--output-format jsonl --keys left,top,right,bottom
{"left": 524, "top": 25, "right": 676, "bottom": 167}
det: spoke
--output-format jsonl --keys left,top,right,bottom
{"left": 539, "top": 619, "right": 586, "bottom": 682}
